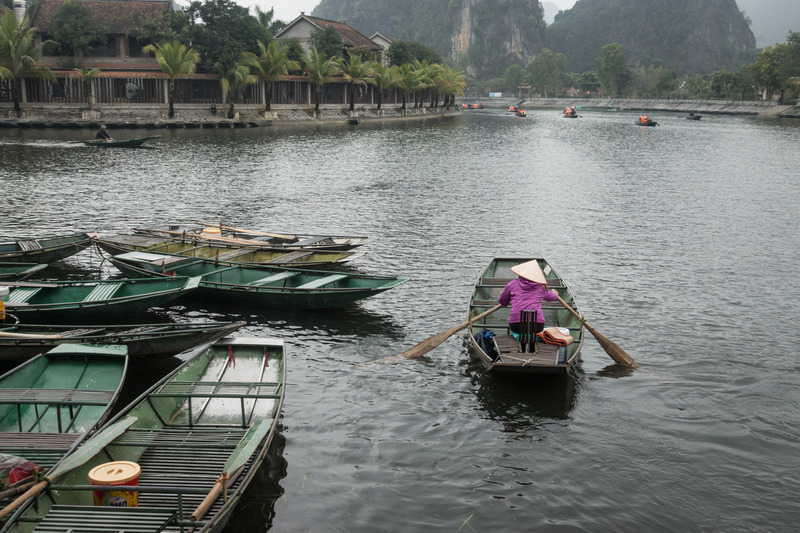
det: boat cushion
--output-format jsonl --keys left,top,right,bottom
{"left": 537, "top": 327, "right": 574, "bottom": 347}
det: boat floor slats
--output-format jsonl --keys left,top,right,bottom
{"left": 0, "top": 432, "right": 80, "bottom": 449}
{"left": 295, "top": 273, "right": 348, "bottom": 289}
{"left": 153, "top": 381, "right": 282, "bottom": 399}
{"left": 82, "top": 282, "right": 122, "bottom": 302}
{"left": 18, "top": 240, "right": 42, "bottom": 251}
{"left": 494, "top": 335, "right": 561, "bottom": 366}
{"left": 33, "top": 505, "right": 176, "bottom": 533}
{"left": 263, "top": 251, "right": 313, "bottom": 264}
{"left": 0, "top": 389, "right": 115, "bottom": 405}
{"left": 114, "top": 427, "right": 247, "bottom": 448}
{"left": 293, "top": 236, "right": 329, "bottom": 246}
{"left": 6, "top": 287, "right": 41, "bottom": 303}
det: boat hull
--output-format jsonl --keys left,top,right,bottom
{"left": 467, "top": 257, "right": 584, "bottom": 375}
{"left": 0, "top": 232, "right": 92, "bottom": 263}
{"left": 82, "top": 136, "right": 160, "bottom": 147}
{"left": 0, "top": 263, "right": 48, "bottom": 281}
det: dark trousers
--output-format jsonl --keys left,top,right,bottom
{"left": 509, "top": 322, "right": 545, "bottom": 335}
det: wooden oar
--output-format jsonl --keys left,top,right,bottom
{"left": 194, "top": 222, "right": 297, "bottom": 241}
{"left": 363, "top": 304, "right": 503, "bottom": 366}
{"left": 556, "top": 296, "right": 639, "bottom": 368}
{"left": 0, "top": 416, "right": 138, "bottom": 520}
{"left": 0, "top": 331, "right": 63, "bottom": 339}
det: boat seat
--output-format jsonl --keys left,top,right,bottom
{"left": 0, "top": 388, "right": 116, "bottom": 406}
{"left": 5, "top": 287, "right": 41, "bottom": 303}
{"left": 292, "top": 236, "right": 330, "bottom": 246}
{"left": 152, "top": 381, "right": 283, "bottom": 400}
{"left": 112, "top": 427, "right": 249, "bottom": 448}
{"left": 17, "top": 240, "right": 42, "bottom": 251}
{"left": 518, "top": 310, "right": 539, "bottom": 353}
{"left": 295, "top": 273, "right": 347, "bottom": 289}
{"left": 263, "top": 251, "right": 313, "bottom": 264}
{"left": 82, "top": 282, "right": 122, "bottom": 302}
{"left": 32, "top": 505, "right": 176, "bottom": 533}
{"left": 249, "top": 272, "right": 299, "bottom": 286}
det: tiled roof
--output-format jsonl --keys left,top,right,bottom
{"left": 31, "top": 0, "right": 173, "bottom": 34}
{"left": 278, "top": 14, "right": 381, "bottom": 51}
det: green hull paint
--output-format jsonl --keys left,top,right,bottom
{"left": 0, "top": 232, "right": 92, "bottom": 264}
{"left": 0, "top": 262, "right": 48, "bottom": 281}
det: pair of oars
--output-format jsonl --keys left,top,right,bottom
{"left": 367, "top": 298, "right": 638, "bottom": 367}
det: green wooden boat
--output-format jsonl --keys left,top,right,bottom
{"left": 94, "top": 234, "right": 363, "bottom": 268}
{"left": 1, "top": 336, "right": 284, "bottom": 533}
{"left": 0, "top": 344, "right": 128, "bottom": 511}
{"left": 0, "top": 232, "right": 92, "bottom": 264}
{"left": 133, "top": 223, "right": 370, "bottom": 252}
{"left": 0, "top": 321, "right": 246, "bottom": 365}
{"left": 81, "top": 135, "right": 160, "bottom": 148}
{"left": 1, "top": 276, "right": 200, "bottom": 323}
{"left": 468, "top": 257, "right": 584, "bottom": 375}
{"left": 109, "top": 251, "right": 406, "bottom": 310}
{"left": 0, "top": 263, "right": 47, "bottom": 281}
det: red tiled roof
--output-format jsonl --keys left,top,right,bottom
{"left": 31, "top": 0, "right": 172, "bottom": 34}
{"left": 302, "top": 15, "right": 382, "bottom": 51}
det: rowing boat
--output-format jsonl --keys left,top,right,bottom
{"left": 0, "top": 321, "right": 246, "bottom": 364}
{"left": 467, "top": 257, "right": 584, "bottom": 374}
{"left": 1, "top": 276, "right": 200, "bottom": 323}
{"left": 94, "top": 234, "right": 363, "bottom": 268}
{"left": 0, "top": 263, "right": 47, "bottom": 281}
{"left": 1, "top": 336, "right": 284, "bottom": 533}
{"left": 81, "top": 136, "right": 160, "bottom": 148}
{"left": 0, "top": 344, "right": 128, "bottom": 513}
{"left": 133, "top": 223, "right": 370, "bottom": 251}
{"left": 0, "top": 232, "right": 92, "bottom": 264}
{"left": 109, "top": 251, "right": 406, "bottom": 310}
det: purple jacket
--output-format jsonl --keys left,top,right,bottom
{"left": 498, "top": 278, "right": 558, "bottom": 324}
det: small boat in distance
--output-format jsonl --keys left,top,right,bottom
{"left": 636, "top": 116, "right": 658, "bottom": 126}
{"left": 0, "top": 320, "right": 246, "bottom": 364}
{"left": 467, "top": 257, "right": 584, "bottom": 375}
{"left": 81, "top": 135, "right": 160, "bottom": 148}
{"left": 1, "top": 336, "right": 285, "bottom": 533}
{"left": 0, "top": 232, "right": 93, "bottom": 264}
{"left": 686, "top": 112, "right": 702, "bottom": 120}
{"left": 515, "top": 109, "right": 526, "bottom": 117}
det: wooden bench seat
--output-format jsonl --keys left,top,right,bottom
{"left": 0, "top": 388, "right": 116, "bottom": 406}
{"left": 295, "top": 273, "right": 347, "bottom": 289}
{"left": 83, "top": 282, "right": 122, "bottom": 302}
{"left": 249, "top": 272, "right": 299, "bottom": 286}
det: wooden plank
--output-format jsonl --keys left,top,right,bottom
{"left": 0, "top": 388, "right": 115, "bottom": 405}
{"left": 295, "top": 273, "right": 347, "bottom": 289}
{"left": 82, "top": 282, "right": 121, "bottom": 302}
{"left": 249, "top": 272, "right": 299, "bottom": 286}
{"left": 6, "top": 287, "right": 41, "bottom": 303}
{"left": 263, "top": 251, "right": 313, "bottom": 264}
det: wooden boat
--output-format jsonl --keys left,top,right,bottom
{"left": 1, "top": 276, "right": 200, "bottom": 323}
{"left": 94, "top": 234, "right": 363, "bottom": 268}
{"left": 0, "top": 263, "right": 47, "bottom": 281}
{"left": 133, "top": 223, "right": 370, "bottom": 252}
{"left": 81, "top": 135, "right": 160, "bottom": 148}
{"left": 467, "top": 257, "right": 584, "bottom": 374}
{"left": 515, "top": 109, "right": 526, "bottom": 117}
{"left": 636, "top": 118, "right": 658, "bottom": 126}
{"left": 0, "top": 232, "right": 92, "bottom": 264}
{"left": 0, "top": 344, "right": 128, "bottom": 512}
{"left": 686, "top": 113, "right": 702, "bottom": 120}
{"left": 109, "top": 251, "right": 407, "bottom": 311}
{"left": 1, "top": 336, "right": 284, "bottom": 533}
{"left": 0, "top": 321, "right": 246, "bottom": 364}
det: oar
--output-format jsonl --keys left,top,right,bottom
{"left": 363, "top": 304, "right": 502, "bottom": 365}
{"left": 0, "top": 416, "right": 138, "bottom": 520}
{"left": 0, "top": 331, "right": 63, "bottom": 339}
{"left": 556, "top": 296, "right": 639, "bottom": 368}
{"left": 194, "top": 222, "right": 297, "bottom": 241}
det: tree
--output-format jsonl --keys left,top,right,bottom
{"left": 304, "top": 46, "right": 340, "bottom": 113}
{"left": 143, "top": 40, "right": 200, "bottom": 118}
{"left": 49, "top": 0, "right": 108, "bottom": 58}
{"left": 280, "top": 37, "right": 307, "bottom": 71}
{"left": 254, "top": 6, "right": 285, "bottom": 37}
{"left": 395, "top": 63, "right": 416, "bottom": 113}
{"left": 74, "top": 67, "right": 101, "bottom": 109}
{"left": 336, "top": 51, "right": 375, "bottom": 112}
{"left": 244, "top": 40, "right": 299, "bottom": 112}
{"left": 216, "top": 61, "right": 257, "bottom": 118}
{"left": 596, "top": 43, "right": 629, "bottom": 97}
{"left": 370, "top": 62, "right": 399, "bottom": 111}
{"left": 528, "top": 48, "right": 566, "bottom": 97}
{"left": 0, "top": 12, "right": 56, "bottom": 117}
{"left": 576, "top": 71, "right": 600, "bottom": 95}
{"left": 310, "top": 27, "right": 343, "bottom": 60}
{"left": 502, "top": 64, "right": 528, "bottom": 94}
{"left": 388, "top": 40, "right": 441, "bottom": 66}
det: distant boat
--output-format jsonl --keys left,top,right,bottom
{"left": 81, "top": 135, "right": 160, "bottom": 148}
{"left": 686, "top": 112, "right": 702, "bottom": 120}
{"left": 0, "top": 232, "right": 92, "bottom": 264}
{"left": 515, "top": 109, "right": 526, "bottom": 117}
{"left": 636, "top": 118, "right": 658, "bottom": 126}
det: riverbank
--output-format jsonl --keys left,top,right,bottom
{"left": 0, "top": 104, "right": 459, "bottom": 129}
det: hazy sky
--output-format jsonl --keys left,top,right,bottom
{"left": 241, "top": 1, "right": 578, "bottom": 23}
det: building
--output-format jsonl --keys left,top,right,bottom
{"left": 275, "top": 13, "right": 382, "bottom": 59}
{"left": 369, "top": 32, "right": 394, "bottom": 66}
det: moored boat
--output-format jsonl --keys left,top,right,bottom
{"left": 467, "top": 257, "right": 583, "bottom": 374}
{"left": 109, "top": 251, "right": 407, "bottom": 310}
{"left": 0, "top": 263, "right": 47, "bottom": 281}
{"left": 1, "top": 276, "right": 200, "bottom": 323}
{"left": 94, "top": 234, "right": 363, "bottom": 268}
{"left": 0, "top": 321, "right": 246, "bottom": 364}
{"left": 0, "top": 344, "right": 128, "bottom": 514}
{"left": 133, "top": 223, "right": 370, "bottom": 252}
{"left": 81, "top": 135, "right": 160, "bottom": 147}
{"left": 0, "top": 336, "right": 285, "bottom": 533}
{"left": 0, "top": 232, "right": 92, "bottom": 264}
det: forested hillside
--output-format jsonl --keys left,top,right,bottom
{"left": 312, "top": 0, "right": 547, "bottom": 79}
{"left": 548, "top": 0, "right": 756, "bottom": 74}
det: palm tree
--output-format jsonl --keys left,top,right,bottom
{"left": 440, "top": 67, "right": 466, "bottom": 110}
{"left": 335, "top": 51, "right": 375, "bottom": 112}
{"left": 411, "top": 60, "right": 434, "bottom": 109}
{"left": 74, "top": 67, "right": 101, "bottom": 110}
{"left": 143, "top": 41, "right": 200, "bottom": 119}
{"left": 304, "top": 46, "right": 340, "bottom": 114}
{"left": 0, "top": 12, "right": 56, "bottom": 118}
{"left": 395, "top": 63, "right": 416, "bottom": 114}
{"left": 370, "top": 62, "right": 400, "bottom": 112}
{"left": 244, "top": 40, "right": 299, "bottom": 112}
{"left": 216, "top": 61, "right": 257, "bottom": 119}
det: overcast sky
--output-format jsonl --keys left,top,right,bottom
{"left": 239, "top": 1, "right": 579, "bottom": 23}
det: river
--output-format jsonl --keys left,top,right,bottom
{"left": 2, "top": 108, "right": 799, "bottom": 531}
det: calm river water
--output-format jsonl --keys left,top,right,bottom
{"left": 2, "top": 107, "right": 799, "bottom": 532}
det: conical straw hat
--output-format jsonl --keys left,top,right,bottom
{"left": 510, "top": 260, "right": 547, "bottom": 284}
